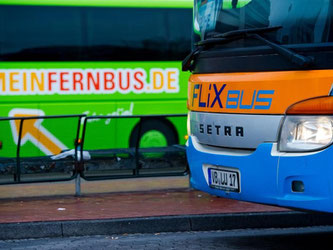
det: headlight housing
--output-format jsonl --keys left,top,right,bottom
{"left": 279, "top": 96, "right": 333, "bottom": 152}
{"left": 279, "top": 116, "right": 333, "bottom": 152}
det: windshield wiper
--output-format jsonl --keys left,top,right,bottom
{"left": 182, "top": 26, "right": 314, "bottom": 71}
{"left": 198, "top": 26, "right": 282, "bottom": 45}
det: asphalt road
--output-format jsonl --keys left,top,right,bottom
{"left": 1, "top": 226, "right": 333, "bottom": 250}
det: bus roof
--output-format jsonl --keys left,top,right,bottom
{"left": 0, "top": 0, "right": 192, "bottom": 8}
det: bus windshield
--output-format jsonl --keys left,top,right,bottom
{"left": 194, "top": 0, "right": 333, "bottom": 47}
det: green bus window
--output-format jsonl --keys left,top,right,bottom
{"left": 0, "top": 5, "right": 192, "bottom": 61}
{"left": 84, "top": 8, "right": 169, "bottom": 61}
{"left": 0, "top": 5, "right": 82, "bottom": 61}
{"left": 84, "top": 7, "right": 191, "bottom": 61}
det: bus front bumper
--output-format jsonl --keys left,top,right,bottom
{"left": 187, "top": 136, "right": 333, "bottom": 213}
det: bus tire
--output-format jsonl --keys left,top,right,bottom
{"left": 129, "top": 119, "right": 178, "bottom": 148}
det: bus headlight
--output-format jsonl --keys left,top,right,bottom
{"left": 279, "top": 116, "right": 333, "bottom": 152}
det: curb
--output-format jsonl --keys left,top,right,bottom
{"left": 1, "top": 211, "right": 333, "bottom": 240}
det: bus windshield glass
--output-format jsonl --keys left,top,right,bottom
{"left": 193, "top": 0, "right": 333, "bottom": 47}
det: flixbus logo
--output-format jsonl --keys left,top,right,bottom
{"left": 190, "top": 83, "right": 274, "bottom": 111}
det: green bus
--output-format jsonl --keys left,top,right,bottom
{"left": 0, "top": 0, "right": 192, "bottom": 159}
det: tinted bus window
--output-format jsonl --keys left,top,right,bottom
{"left": 84, "top": 7, "right": 169, "bottom": 61}
{"left": 0, "top": 5, "right": 192, "bottom": 61}
{"left": 193, "top": 0, "right": 333, "bottom": 47}
{"left": 0, "top": 5, "right": 83, "bottom": 61}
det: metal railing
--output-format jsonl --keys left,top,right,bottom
{"left": 0, "top": 114, "right": 84, "bottom": 184}
{"left": 0, "top": 113, "right": 188, "bottom": 188}
{"left": 80, "top": 114, "right": 188, "bottom": 181}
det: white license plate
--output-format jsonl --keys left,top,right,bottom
{"left": 208, "top": 168, "right": 240, "bottom": 192}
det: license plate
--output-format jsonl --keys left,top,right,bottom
{"left": 208, "top": 167, "right": 240, "bottom": 192}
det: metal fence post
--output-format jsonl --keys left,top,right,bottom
{"left": 15, "top": 119, "right": 24, "bottom": 183}
{"left": 75, "top": 174, "right": 81, "bottom": 196}
{"left": 134, "top": 117, "right": 143, "bottom": 176}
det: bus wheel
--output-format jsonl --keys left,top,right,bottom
{"left": 129, "top": 119, "right": 178, "bottom": 148}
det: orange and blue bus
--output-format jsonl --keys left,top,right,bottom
{"left": 185, "top": 0, "right": 333, "bottom": 212}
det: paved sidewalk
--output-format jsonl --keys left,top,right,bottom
{"left": 0, "top": 176, "right": 190, "bottom": 199}
{"left": 0, "top": 189, "right": 288, "bottom": 224}
{"left": 1, "top": 177, "right": 333, "bottom": 240}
